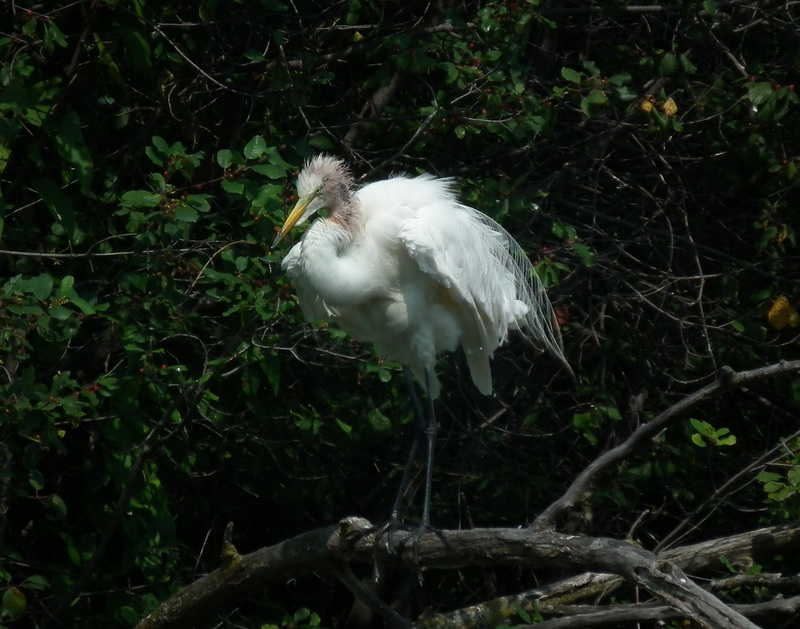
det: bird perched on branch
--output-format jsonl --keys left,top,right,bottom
{"left": 272, "top": 154, "right": 568, "bottom": 533}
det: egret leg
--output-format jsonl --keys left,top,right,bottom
{"left": 399, "top": 367, "right": 447, "bottom": 563}
{"left": 377, "top": 366, "right": 445, "bottom": 562}
{"left": 389, "top": 366, "right": 426, "bottom": 520}
{"left": 420, "top": 368, "right": 437, "bottom": 528}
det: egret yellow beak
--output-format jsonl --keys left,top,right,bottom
{"left": 272, "top": 195, "right": 310, "bottom": 248}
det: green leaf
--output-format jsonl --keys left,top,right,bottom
{"left": 608, "top": 72, "right": 632, "bottom": 86}
{"left": 679, "top": 54, "right": 697, "bottom": 75}
{"left": 152, "top": 137, "right": 171, "bottom": 156}
{"left": 512, "top": 602, "right": 532, "bottom": 624}
{"left": 561, "top": 67, "right": 581, "bottom": 83}
{"left": 244, "top": 135, "right": 267, "bottom": 159}
{"left": 788, "top": 467, "right": 800, "bottom": 488}
{"left": 217, "top": 149, "right": 234, "bottom": 168}
{"left": 308, "top": 135, "right": 334, "bottom": 151}
{"left": 265, "top": 146, "right": 295, "bottom": 170}
{"left": 250, "top": 164, "right": 287, "bottom": 179}
{"left": 43, "top": 20, "right": 68, "bottom": 50}
{"left": 719, "top": 556, "right": 736, "bottom": 573}
{"left": 60, "top": 275, "right": 75, "bottom": 293}
{"left": 367, "top": 408, "right": 392, "bottom": 433}
{"left": 571, "top": 242, "right": 595, "bottom": 266}
{"left": 580, "top": 89, "right": 608, "bottom": 116}
{"left": 7, "top": 303, "right": 45, "bottom": 316}
{"left": 612, "top": 86, "right": 638, "bottom": 102}
{"left": 118, "top": 605, "right": 141, "bottom": 624}
{"left": 30, "top": 274, "right": 54, "bottom": 301}
{"left": 121, "top": 190, "right": 162, "bottom": 208}
{"left": 2, "top": 587, "right": 26, "bottom": 619}
{"left": 747, "top": 82, "right": 773, "bottom": 107}
{"left": 187, "top": 194, "right": 211, "bottom": 212}
{"left": 582, "top": 60, "right": 600, "bottom": 77}
{"left": 48, "top": 305, "right": 73, "bottom": 321}
{"left": 335, "top": 417, "right": 353, "bottom": 434}
{"left": 21, "top": 575, "right": 48, "bottom": 591}
{"left": 69, "top": 296, "right": 97, "bottom": 315}
{"left": 691, "top": 433, "right": 707, "bottom": 447}
{"left": 221, "top": 179, "right": 245, "bottom": 194}
{"left": 29, "top": 469, "right": 45, "bottom": 490}
{"left": 660, "top": 52, "right": 678, "bottom": 77}
{"left": 175, "top": 205, "right": 199, "bottom": 223}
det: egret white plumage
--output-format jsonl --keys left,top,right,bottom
{"left": 272, "top": 154, "right": 568, "bottom": 532}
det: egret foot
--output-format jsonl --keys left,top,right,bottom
{"left": 398, "top": 520, "right": 448, "bottom": 564}
{"left": 370, "top": 516, "right": 412, "bottom": 555}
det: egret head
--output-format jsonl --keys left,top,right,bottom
{"left": 272, "top": 155, "right": 354, "bottom": 247}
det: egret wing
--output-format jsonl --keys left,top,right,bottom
{"left": 399, "top": 197, "right": 566, "bottom": 369}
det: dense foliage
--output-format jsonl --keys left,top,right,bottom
{"left": 1, "top": 0, "right": 798, "bottom": 627}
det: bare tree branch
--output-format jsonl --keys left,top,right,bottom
{"left": 534, "top": 361, "right": 800, "bottom": 529}
{"left": 136, "top": 519, "right": 800, "bottom": 629}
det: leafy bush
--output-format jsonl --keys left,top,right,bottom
{"left": 1, "top": 1, "right": 798, "bottom": 627}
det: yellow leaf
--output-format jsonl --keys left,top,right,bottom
{"left": 776, "top": 223, "right": 788, "bottom": 245}
{"left": 661, "top": 97, "right": 678, "bottom": 117}
{"left": 768, "top": 295, "right": 792, "bottom": 330}
{"left": 790, "top": 308, "right": 800, "bottom": 328}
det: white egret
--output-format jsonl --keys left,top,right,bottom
{"left": 273, "top": 154, "right": 568, "bottom": 533}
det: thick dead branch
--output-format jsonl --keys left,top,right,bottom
{"left": 136, "top": 519, "right": 800, "bottom": 629}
